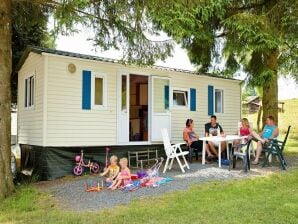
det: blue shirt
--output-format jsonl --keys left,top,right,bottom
{"left": 262, "top": 125, "right": 277, "bottom": 139}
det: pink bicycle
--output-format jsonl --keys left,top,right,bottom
{"left": 73, "top": 150, "right": 100, "bottom": 176}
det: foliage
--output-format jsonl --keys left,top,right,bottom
{"left": 148, "top": 0, "right": 231, "bottom": 72}
{"left": 11, "top": 0, "right": 55, "bottom": 103}
{"left": 146, "top": 0, "right": 298, "bottom": 126}
{"left": 19, "top": 1, "right": 297, "bottom": 95}
{"left": 11, "top": 0, "right": 298, "bottom": 99}
{"left": 35, "top": 0, "right": 173, "bottom": 65}
{"left": 147, "top": 0, "right": 298, "bottom": 81}
{"left": 1, "top": 168, "right": 298, "bottom": 223}
{"left": 242, "top": 85, "right": 257, "bottom": 102}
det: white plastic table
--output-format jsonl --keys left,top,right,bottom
{"left": 199, "top": 135, "right": 248, "bottom": 167}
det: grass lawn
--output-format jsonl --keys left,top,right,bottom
{"left": 1, "top": 169, "right": 298, "bottom": 224}
{"left": 285, "top": 136, "right": 298, "bottom": 155}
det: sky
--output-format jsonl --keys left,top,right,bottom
{"left": 56, "top": 33, "right": 298, "bottom": 100}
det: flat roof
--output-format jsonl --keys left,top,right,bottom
{"left": 17, "top": 46, "right": 241, "bottom": 82}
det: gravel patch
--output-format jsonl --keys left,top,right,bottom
{"left": 37, "top": 159, "right": 296, "bottom": 212}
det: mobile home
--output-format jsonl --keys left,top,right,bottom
{"left": 17, "top": 46, "right": 241, "bottom": 179}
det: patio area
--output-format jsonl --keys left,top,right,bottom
{"left": 35, "top": 157, "right": 294, "bottom": 212}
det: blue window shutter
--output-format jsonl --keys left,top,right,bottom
{"left": 82, "top": 70, "right": 91, "bottom": 110}
{"left": 164, "top": 85, "right": 169, "bottom": 109}
{"left": 208, "top": 85, "right": 214, "bottom": 115}
{"left": 190, "top": 88, "right": 196, "bottom": 111}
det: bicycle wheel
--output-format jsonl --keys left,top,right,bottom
{"left": 91, "top": 162, "right": 100, "bottom": 173}
{"left": 73, "top": 165, "right": 84, "bottom": 176}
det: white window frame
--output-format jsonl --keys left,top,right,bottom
{"left": 91, "top": 73, "right": 107, "bottom": 109}
{"left": 24, "top": 74, "right": 35, "bottom": 110}
{"left": 171, "top": 87, "right": 190, "bottom": 110}
{"left": 214, "top": 89, "right": 224, "bottom": 114}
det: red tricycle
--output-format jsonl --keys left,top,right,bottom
{"left": 73, "top": 150, "right": 100, "bottom": 176}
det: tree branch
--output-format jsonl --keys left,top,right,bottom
{"left": 228, "top": 1, "right": 266, "bottom": 11}
{"left": 215, "top": 32, "right": 227, "bottom": 38}
{"left": 13, "top": 0, "right": 172, "bottom": 44}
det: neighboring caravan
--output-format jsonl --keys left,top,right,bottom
{"left": 17, "top": 46, "right": 241, "bottom": 179}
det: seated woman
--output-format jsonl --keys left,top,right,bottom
{"left": 233, "top": 118, "right": 273, "bottom": 159}
{"left": 233, "top": 118, "right": 253, "bottom": 150}
{"left": 183, "top": 119, "right": 214, "bottom": 160}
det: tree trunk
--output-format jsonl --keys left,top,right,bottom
{"left": 0, "top": 0, "right": 15, "bottom": 199}
{"left": 262, "top": 50, "right": 279, "bottom": 128}
{"left": 257, "top": 105, "right": 262, "bottom": 132}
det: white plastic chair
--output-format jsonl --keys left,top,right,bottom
{"left": 238, "top": 121, "right": 255, "bottom": 158}
{"left": 161, "top": 128, "right": 190, "bottom": 173}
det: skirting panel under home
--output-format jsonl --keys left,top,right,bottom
{"left": 20, "top": 144, "right": 165, "bottom": 180}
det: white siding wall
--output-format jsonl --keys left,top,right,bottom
{"left": 17, "top": 52, "right": 240, "bottom": 147}
{"left": 18, "top": 53, "right": 44, "bottom": 145}
{"left": 168, "top": 73, "right": 241, "bottom": 143}
{"left": 46, "top": 56, "right": 118, "bottom": 146}
{"left": 45, "top": 54, "right": 240, "bottom": 146}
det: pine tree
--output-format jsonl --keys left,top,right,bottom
{"left": 147, "top": 0, "right": 298, "bottom": 125}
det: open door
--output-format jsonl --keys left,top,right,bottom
{"left": 151, "top": 76, "right": 171, "bottom": 141}
{"left": 129, "top": 75, "right": 148, "bottom": 142}
{"left": 117, "top": 73, "right": 129, "bottom": 144}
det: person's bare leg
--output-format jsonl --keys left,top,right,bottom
{"left": 252, "top": 141, "right": 262, "bottom": 164}
{"left": 233, "top": 139, "right": 240, "bottom": 145}
{"left": 251, "top": 131, "right": 265, "bottom": 143}
{"left": 221, "top": 142, "right": 226, "bottom": 152}
{"left": 208, "top": 142, "right": 218, "bottom": 157}
{"left": 205, "top": 144, "right": 213, "bottom": 156}
{"left": 233, "top": 139, "right": 241, "bottom": 151}
{"left": 108, "top": 180, "right": 117, "bottom": 189}
{"left": 111, "top": 180, "right": 122, "bottom": 190}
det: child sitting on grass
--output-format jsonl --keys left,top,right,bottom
{"left": 108, "top": 157, "right": 131, "bottom": 190}
{"left": 100, "top": 155, "right": 120, "bottom": 186}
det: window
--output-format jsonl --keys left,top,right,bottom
{"left": 92, "top": 74, "right": 106, "bottom": 108}
{"left": 215, "top": 89, "right": 224, "bottom": 113}
{"left": 172, "top": 89, "right": 188, "bottom": 107}
{"left": 94, "top": 77, "right": 103, "bottom": 105}
{"left": 24, "top": 75, "right": 35, "bottom": 108}
{"left": 121, "top": 75, "right": 127, "bottom": 111}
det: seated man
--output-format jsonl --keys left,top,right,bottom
{"left": 183, "top": 119, "right": 213, "bottom": 159}
{"left": 251, "top": 115, "right": 279, "bottom": 165}
{"left": 205, "top": 115, "right": 226, "bottom": 158}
